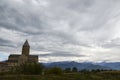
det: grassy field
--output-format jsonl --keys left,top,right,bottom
{"left": 0, "top": 71, "right": 120, "bottom": 80}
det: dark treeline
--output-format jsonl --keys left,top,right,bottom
{"left": 0, "top": 63, "right": 116, "bottom": 75}
{"left": 0, "top": 63, "right": 120, "bottom": 80}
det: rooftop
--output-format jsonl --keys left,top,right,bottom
{"left": 23, "top": 40, "right": 30, "bottom": 47}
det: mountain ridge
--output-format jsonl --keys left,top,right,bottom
{"left": 42, "top": 61, "right": 114, "bottom": 70}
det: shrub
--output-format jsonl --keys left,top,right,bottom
{"left": 48, "top": 67, "right": 63, "bottom": 75}
{"left": 64, "top": 68, "right": 71, "bottom": 73}
{"left": 14, "top": 63, "right": 44, "bottom": 75}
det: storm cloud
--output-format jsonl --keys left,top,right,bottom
{"left": 0, "top": 0, "right": 120, "bottom": 62}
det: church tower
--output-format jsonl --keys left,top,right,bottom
{"left": 22, "top": 40, "right": 30, "bottom": 56}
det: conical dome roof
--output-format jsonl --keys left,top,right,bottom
{"left": 23, "top": 40, "right": 30, "bottom": 47}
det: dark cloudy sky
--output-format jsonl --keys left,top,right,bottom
{"left": 0, "top": 0, "right": 120, "bottom": 62}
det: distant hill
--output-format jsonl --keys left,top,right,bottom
{"left": 96, "top": 62, "right": 120, "bottom": 70}
{"left": 84, "top": 64, "right": 111, "bottom": 70}
{"left": 42, "top": 61, "right": 112, "bottom": 70}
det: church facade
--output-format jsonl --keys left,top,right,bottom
{"left": 0, "top": 40, "right": 38, "bottom": 72}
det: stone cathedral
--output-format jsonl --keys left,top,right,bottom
{"left": 7, "top": 40, "right": 38, "bottom": 66}
{"left": 0, "top": 40, "right": 38, "bottom": 72}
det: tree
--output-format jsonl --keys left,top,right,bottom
{"left": 72, "top": 67, "right": 78, "bottom": 72}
